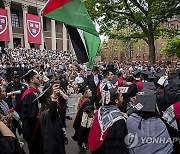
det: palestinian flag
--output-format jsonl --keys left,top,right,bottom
{"left": 42, "top": 0, "right": 100, "bottom": 68}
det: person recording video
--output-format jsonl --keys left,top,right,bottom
{"left": 55, "top": 69, "right": 71, "bottom": 126}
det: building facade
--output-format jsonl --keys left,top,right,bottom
{"left": 101, "top": 17, "right": 180, "bottom": 64}
{"left": 0, "top": 0, "right": 73, "bottom": 51}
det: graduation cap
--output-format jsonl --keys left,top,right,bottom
{"left": 134, "top": 90, "right": 156, "bottom": 112}
{"left": 11, "top": 70, "right": 20, "bottom": 78}
{"left": 79, "top": 84, "right": 90, "bottom": 95}
{"left": 148, "top": 74, "right": 156, "bottom": 80}
{"left": 118, "top": 87, "right": 129, "bottom": 93}
{"left": 126, "top": 83, "right": 139, "bottom": 97}
{"left": 141, "top": 70, "right": 151, "bottom": 75}
{"left": 22, "top": 69, "right": 37, "bottom": 82}
{"left": 141, "top": 70, "right": 151, "bottom": 80}
{"left": 143, "top": 82, "right": 156, "bottom": 91}
{"left": 155, "top": 69, "right": 166, "bottom": 78}
{"left": 134, "top": 70, "right": 141, "bottom": 77}
{"left": 33, "top": 87, "right": 51, "bottom": 103}
{"left": 173, "top": 78, "right": 180, "bottom": 86}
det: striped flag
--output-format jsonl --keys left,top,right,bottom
{"left": 42, "top": 0, "right": 100, "bottom": 68}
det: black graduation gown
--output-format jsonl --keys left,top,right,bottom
{"left": 84, "top": 74, "right": 102, "bottom": 106}
{"left": 21, "top": 93, "right": 39, "bottom": 139}
{"left": 20, "top": 93, "right": 41, "bottom": 154}
{"left": 72, "top": 99, "right": 94, "bottom": 144}
{"left": 0, "top": 136, "right": 23, "bottom": 154}
{"left": 157, "top": 93, "right": 166, "bottom": 113}
{"left": 163, "top": 82, "right": 180, "bottom": 110}
{"left": 40, "top": 101, "right": 65, "bottom": 154}
{"left": 162, "top": 119, "right": 180, "bottom": 154}
{"left": 92, "top": 119, "right": 128, "bottom": 154}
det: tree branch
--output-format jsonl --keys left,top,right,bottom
{"left": 153, "top": 17, "right": 167, "bottom": 31}
{"left": 123, "top": 0, "right": 148, "bottom": 35}
{"left": 129, "top": 0, "right": 148, "bottom": 16}
{"left": 123, "top": 0, "right": 135, "bottom": 19}
{"left": 110, "top": 10, "right": 132, "bottom": 17}
{"left": 143, "top": 37, "right": 148, "bottom": 43}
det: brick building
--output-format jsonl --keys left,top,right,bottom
{"left": 102, "top": 17, "right": 180, "bottom": 64}
{"left": 0, "top": 0, "right": 72, "bottom": 51}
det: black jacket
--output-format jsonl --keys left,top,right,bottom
{"left": 84, "top": 74, "right": 102, "bottom": 105}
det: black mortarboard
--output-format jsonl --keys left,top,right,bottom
{"left": 141, "top": 70, "right": 151, "bottom": 75}
{"left": 148, "top": 74, "right": 156, "bottom": 79}
{"left": 141, "top": 70, "right": 151, "bottom": 80}
{"left": 173, "top": 78, "right": 180, "bottom": 86}
{"left": 143, "top": 82, "right": 156, "bottom": 91}
{"left": 34, "top": 87, "right": 50, "bottom": 103}
{"left": 79, "top": 84, "right": 89, "bottom": 95}
{"left": 23, "top": 70, "right": 37, "bottom": 82}
{"left": 134, "top": 70, "right": 141, "bottom": 77}
{"left": 126, "top": 83, "right": 139, "bottom": 97}
{"left": 12, "top": 70, "right": 20, "bottom": 78}
{"left": 134, "top": 90, "right": 156, "bottom": 112}
{"left": 118, "top": 87, "right": 129, "bottom": 93}
{"left": 155, "top": 69, "right": 166, "bottom": 77}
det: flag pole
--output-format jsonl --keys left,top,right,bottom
{"left": 40, "top": 0, "right": 50, "bottom": 15}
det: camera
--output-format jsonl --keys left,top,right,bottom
{"left": 50, "top": 76, "right": 60, "bottom": 85}
{"left": 7, "top": 90, "right": 21, "bottom": 96}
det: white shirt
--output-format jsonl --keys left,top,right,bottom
{"left": 94, "top": 75, "right": 99, "bottom": 86}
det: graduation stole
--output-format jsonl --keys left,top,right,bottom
{"left": 17, "top": 88, "right": 39, "bottom": 110}
{"left": 20, "top": 88, "right": 39, "bottom": 102}
{"left": 135, "top": 80, "right": 143, "bottom": 91}
{"left": 96, "top": 80, "right": 101, "bottom": 95}
{"left": 73, "top": 98, "right": 88, "bottom": 128}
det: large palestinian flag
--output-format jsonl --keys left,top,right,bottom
{"left": 42, "top": 0, "right": 100, "bottom": 68}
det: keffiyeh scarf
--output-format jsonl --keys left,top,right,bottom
{"left": 162, "top": 101, "right": 180, "bottom": 131}
{"left": 98, "top": 105, "right": 125, "bottom": 140}
{"left": 100, "top": 79, "right": 115, "bottom": 91}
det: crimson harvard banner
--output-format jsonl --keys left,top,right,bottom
{"left": 26, "top": 14, "right": 42, "bottom": 44}
{"left": 0, "top": 8, "right": 10, "bottom": 42}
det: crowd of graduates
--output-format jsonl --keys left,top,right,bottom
{"left": 0, "top": 47, "right": 179, "bottom": 154}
